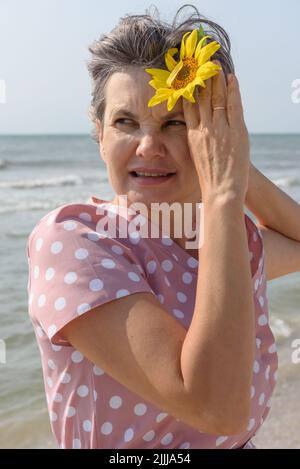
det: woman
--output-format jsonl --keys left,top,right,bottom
{"left": 26, "top": 4, "right": 277, "bottom": 449}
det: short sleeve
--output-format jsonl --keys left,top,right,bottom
{"left": 244, "top": 213, "right": 265, "bottom": 289}
{"left": 26, "top": 204, "right": 155, "bottom": 346}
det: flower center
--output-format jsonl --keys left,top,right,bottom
{"left": 172, "top": 57, "right": 198, "bottom": 90}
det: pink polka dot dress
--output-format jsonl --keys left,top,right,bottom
{"left": 26, "top": 195, "right": 278, "bottom": 449}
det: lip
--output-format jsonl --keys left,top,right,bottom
{"left": 129, "top": 172, "right": 176, "bottom": 185}
{"left": 129, "top": 167, "right": 176, "bottom": 175}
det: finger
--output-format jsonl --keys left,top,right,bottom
{"left": 211, "top": 60, "right": 228, "bottom": 128}
{"left": 182, "top": 94, "right": 199, "bottom": 130}
{"left": 198, "top": 77, "right": 212, "bottom": 127}
{"left": 227, "top": 74, "right": 245, "bottom": 128}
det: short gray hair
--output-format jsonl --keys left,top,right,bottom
{"left": 86, "top": 3, "right": 235, "bottom": 143}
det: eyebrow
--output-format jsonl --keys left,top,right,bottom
{"left": 111, "top": 109, "right": 184, "bottom": 121}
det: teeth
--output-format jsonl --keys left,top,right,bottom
{"left": 135, "top": 172, "right": 170, "bottom": 177}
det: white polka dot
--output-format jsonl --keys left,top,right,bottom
{"left": 87, "top": 232, "right": 100, "bottom": 241}
{"left": 256, "top": 338, "right": 261, "bottom": 349}
{"left": 51, "top": 241, "right": 63, "bottom": 254}
{"left": 92, "top": 364, "right": 104, "bottom": 376}
{"left": 66, "top": 406, "right": 76, "bottom": 417}
{"left": 36, "top": 237, "right": 43, "bottom": 251}
{"left": 265, "top": 365, "right": 270, "bottom": 380}
{"left": 156, "top": 412, "right": 168, "bottom": 423}
{"left": 173, "top": 309, "right": 184, "bottom": 319}
{"left": 258, "top": 314, "right": 268, "bottom": 326}
{"left": 46, "top": 213, "right": 56, "bottom": 225}
{"left": 143, "top": 430, "right": 155, "bottom": 442}
{"left": 162, "top": 260, "right": 173, "bottom": 272}
{"left": 50, "top": 411, "right": 57, "bottom": 422}
{"left": 247, "top": 418, "right": 255, "bottom": 431}
{"left": 63, "top": 220, "right": 77, "bottom": 231}
{"left": 129, "top": 231, "right": 141, "bottom": 245}
{"left": 45, "top": 267, "right": 55, "bottom": 281}
{"left": 75, "top": 248, "right": 89, "bottom": 260}
{"left": 64, "top": 272, "right": 77, "bottom": 284}
{"left": 89, "top": 279, "right": 104, "bottom": 291}
{"left": 101, "top": 422, "right": 113, "bottom": 435}
{"left": 83, "top": 420, "right": 92, "bottom": 432}
{"left": 249, "top": 251, "right": 254, "bottom": 262}
{"left": 48, "top": 359, "right": 56, "bottom": 370}
{"left": 157, "top": 294, "right": 164, "bottom": 304}
{"left": 147, "top": 260, "right": 157, "bottom": 274}
{"left": 177, "top": 292, "right": 187, "bottom": 303}
{"left": 34, "top": 265, "right": 40, "bottom": 279}
{"left": 111, "top": 245, "right": 124, "bottom": 255}
{"left": 161, "top": 237, "right": 173, "bottom": 246}
{"left": 48, "top": 324, "right": 57, "bottom": 337}
{"left": 134, "top": 403, "right": 147, "bottom": 416}
{"left": 77, "top": 385, "right": 89, "bottom": 397}
{"left": 54, "top": 297, "right": 66, "bottom": 311}
{"left": 179, "top": 442, "right": 191, "bottom": 449}
{"left": 37, "top": 326, "right": 44, "bottom": 338}
{"left": 259, "top": 393, "right": 265, "bottom": 405}
{"left": 124, "top": 428, "right": 134, "bottom": 442}
{"left": 251, "top": 385, "right": 255, "bottom": 399}
{"left": 109, "top": 396, "right": 122, "bottom": 409}
{"left": 77, "top": 303, "right": 91, "bottom": 315}
{"left": 253, "top": 360, "right": 260, "bottom": 373}
{"left": 54, "top": 393, "right": 63, "bottom": 402}
{"left": 216, "top": 436, "right": 228, "bottom": 447}
{"left": 101, "top": 258, "right": 116, "bottom": 269}
{"left": 38, "top": 294, "right": 46, "bottom": 307}
{"left": 266, "top": 398, "right": 272, "bottom": 407}
{"left": 61, "top": 372, "right": 71, "bottom": 384}
{"left": 182, "top": 272, "right": 193, "bottom": 284}
{"left": 128, "top": 272, "right": 140, "bottom": 282}
{"left": 116, "top": 289, "right": 130, "bottom": 298}
{"left": 93, "top": 390, "right": 97, "bottom": 402}
{"left": 79, "top": 212, "right": 92, "bottom": 222}
{"left": 259, "top": 296, "right": 265, "bottom": 307}
{"left": 46, "top": 377, "right": 53, "bottom": 388}
{"left": 72, "top": 351, "right": 84, "bottom": 363}
{"left": 161, "top": 433, "right": 174, "bottom": 445}
{"left": 268, "top": 343, "right": 276, "bottom": 354}
{"left": 254, "top": 279, "right": 259, "bottom": 291}
{"left": 187, "top": 257, "right": 198, "bottom": 268}
{"left": 72, "top": 439, "right": 81, "bottom": 449}
{"left": 253, "top": 232, "right": 258, "bottom": 242}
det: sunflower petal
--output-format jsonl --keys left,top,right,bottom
{"left": 165, "top": 51, "right": 178, "bottom": 72}
{"left": 193, "top": 76, "right": 206, "bottom": 88}
{"left": 180, "top": 32, "right": 191, "bottom": 60}
{"left": 166, "top": 60, "right": 183, "bottom": 87}
{"left": 182, "top": 84, "right": 196, "bottom": 101}
{"left": 197, "top": 61, "right": 222, "bottom": 80}
{"left": 185, "top": 29, "right": 198, "bottom": 58}
{"left": 148, "top": 89, "right": 174, "bottom": 108}
{"left": 197, "top": 41, "right": 221, "bottom": 66}
{"left": 149, "top": 79, "right": 169, "bottom": 90}
{"left": 167, "top": 90, "right": 183, "bottom": 111}
{"left": 194, "top": 35, "right": 211, "bottom": 60}
{"left": 145, "top": 68, "right": 170, "bottom": 82}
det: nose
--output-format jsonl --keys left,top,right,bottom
{"left": 136, "top": 131, "right": 166, "bottom": 159}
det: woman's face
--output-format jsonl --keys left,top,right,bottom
{"left": 97, "top": 67, "right": 202, "bottom": 209}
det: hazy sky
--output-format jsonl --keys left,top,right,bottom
{"left": 0, "top": 0, "right": 300, "bottom": 134}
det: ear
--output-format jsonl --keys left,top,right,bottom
{"left": 96, "top": 119, "right": 106, "bottom": 163}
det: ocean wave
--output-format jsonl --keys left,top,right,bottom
{"left": 272, "top": 176, "right": 300, "bottom": 188}
{"left": 0, "top": 201, "right": 54, "bottom": 214}
{"left": 0, "top": 174, "right": 83, "bottom": 189}
{"left": 270, "top": 317, "right": 292, "bottom": 341}
{"left": 0, "top": 158, "right": 7, "bottom": 169}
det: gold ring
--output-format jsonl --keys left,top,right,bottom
{"left": 213, "top": 106, "right": 226, "bottom": 111}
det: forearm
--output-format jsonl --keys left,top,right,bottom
{"left": 181, "top": 197, "right": 255, "bottom": 433}
{"left": 246, "top": 164, "right": 300, "bottom": 241}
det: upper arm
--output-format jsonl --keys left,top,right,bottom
{"left": 60, "top": 291, "right": 207, "bottom": 432}
{"left": 258, "top": 225, "right": 300, "bottom": 281}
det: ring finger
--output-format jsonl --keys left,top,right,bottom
{"left": 211, "top": 60, "right": 228, "bottom": 127}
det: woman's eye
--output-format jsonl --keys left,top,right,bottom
{"left": 115, "top": 118, "right": 135, "bottom": 125}
{"left": 166, "top": 120, "right": 186, "bottom": 127}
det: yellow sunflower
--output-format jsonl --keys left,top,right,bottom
{"left": 145, "top": 28, "right": 222, "bottom": 111}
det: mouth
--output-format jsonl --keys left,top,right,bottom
{"left": 129, "top": 171, "right": 176, "bottom": 185}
